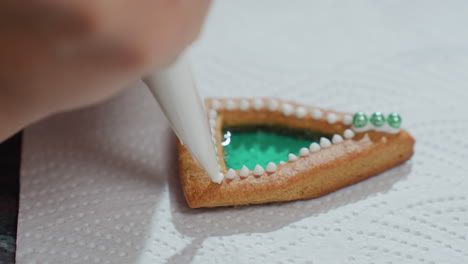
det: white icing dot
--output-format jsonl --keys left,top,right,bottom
{"left": 226, "top": 169, "right": 236, "bottom": 179}
{"left": 282, "top": 104, "right": 294, "bottom": 116}
{"left": 299, "top": 147, "right": 310, "bottom": 156}
{"left": 267, "top": 100, "right": 279, "bottom": 112}
{"left": 209, "top": 119, "right": 216, "bottom": 128}
{"left": 327, "top": 113, "right": 338, "bottom": 124}
{"left": 212, "top": 173, "right": 224, "bottom": 183}
{"left": 332, "top": 134, "right": 344, "bottom": 144}
{"left": 240, "top": 99, "right": 250, "bottom": 111}
{"left": 225, "top": 100, "right": 236, "bottom": 111}
{"left": 266, "top": 162, "right": 277, "bottom": 173}
{"left": 343, "top": 115, "right": 353, "bottom": 125}
{"left": 253, "top": 165, "right": 265, "bottom": 176}
{"left": 320, "top": 137, "right": 332, "bottom": 148}
{"left": 344, "top": 129, "right": 355, "bottom": 139}
{"left": 312, "top": 109, "right": 323, "bottom": 119}
{"left": 252, "top": 99, "right": 264, "bottom": 110}
{"left": 295, "top": 107, "right": 307, "bottom": 119}
{"left": 209, "top": 109, "right": 217, "bottom": 119}
{"left": 211, "top": 100, "right": 221, "bottom": 110}
{"left": 279, "top": 161, "right": 286, "bottom": 165}
{"left": 288, "top": 153, "right": 298, "bottom": 161}
{"left": 309, "top": 142, "right": 321, "bottom": 152}
{"left": 239, "top": 166, "right": 250, "bottom": 178}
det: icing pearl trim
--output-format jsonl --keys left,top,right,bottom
{"left": 300, "top": 147, "right": 310, "bottom": 156}
{"left": 312, "top": 109, "right": 323, "bottom": 120}
{"left": 343, "top": 129, "right": 355, "bottom": 139}
{"left": 268, "top": 100, "right": 279, "bottom": 112}
{"left": 296, "top": 107, "right": 307, "bottom": 119}
{"left": 332, "top": 134, "right": 344, "bottom": 144}
{"left": 343, "top": 115, "right": 353, "bottom": 125}
{"left": 211, "top": 100, "right": 221, "bottom": 110}
{"left": 225, "top": 100, "right": 236, "bottom": 111}
{"left": 253, "top": 99, "right": 264, "bottom": 110}
{"left": 213, "top": 172, "right": 224, "bottom": 183}
{"left": 309, "top": 142, "right": 321, "bottom": 152}
{"left": 327, "top": 113, "right": 338, "bottom": 124}
{"left": 352, "top": 112, "right": 402, "bottom": 134}
{"left": 253, "top": 165, "right": 265, "bottom": 176}
{"left": 240, "top": 99, "right": 250, "bottom": 111}
{"left": 266, "top": 162, "right": 277, "bottom": 173}
{"left": 226, "top": 169, "right": 237, "bottom": 179}
{"left": 320, "top": 137, "right": 332, "bottom": 148}
{"left": 288, "top": 153, "right": 298, "bottom": 161}
{"left": 239, "top": 166, "right": 250, "bottom": 178}
{"left": 282, "top": 104, "right": 294, "bottom": 116}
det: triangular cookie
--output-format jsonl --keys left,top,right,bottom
{"left": 178, "top": 98, "right": 414, "bottom": 208}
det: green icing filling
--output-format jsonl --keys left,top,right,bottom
{"left": 222, "top": 125, "right": 331, "bottom": 170}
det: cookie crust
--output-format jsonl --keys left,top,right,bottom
{"left": 179, "top": 98, "right": 415, "bottom": 208}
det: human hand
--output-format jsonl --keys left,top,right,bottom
{"left": 0, "top": 0, "right": 211, "bottom": 141}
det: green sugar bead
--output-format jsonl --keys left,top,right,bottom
{"left": 370, "top": 112, "right": 386, "bottom": 127}
{"left": 387, "top": 113, "right": 402, "bottom": 128}
{"left": 353, "top": 112, "right": 368, "bottom": 128}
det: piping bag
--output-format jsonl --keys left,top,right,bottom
{"left": 143, "top": 54, "right": 224, "bottom": 183}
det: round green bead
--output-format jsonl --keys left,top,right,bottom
{"left": 353, "top": 112, "right": 368, "bottom": 128}
{"left": 370, "top": 112, "right": 386, "bottom": 127}
{"left": 387, "top": 113, "right": 402, "bottom": 128}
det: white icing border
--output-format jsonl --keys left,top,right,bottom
{"left": 207, "top": 99, "right": 402, "bottom": 182}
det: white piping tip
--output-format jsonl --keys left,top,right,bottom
{"left": 208, "top": 109, "right": 217, "bottom": 119}
{"left": 209, "top": 119, "right": 216, "bottom": 128}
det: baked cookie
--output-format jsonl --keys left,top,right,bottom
{"left": 178, "top": 98, "right": 414, "bottom": 208}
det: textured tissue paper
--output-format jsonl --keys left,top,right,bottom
{"left": 16, "top": 1, "right": 468, "bottom": 263}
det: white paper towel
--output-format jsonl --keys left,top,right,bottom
{"left": 17, "top": 1, "right": 468, "bottom": 263}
